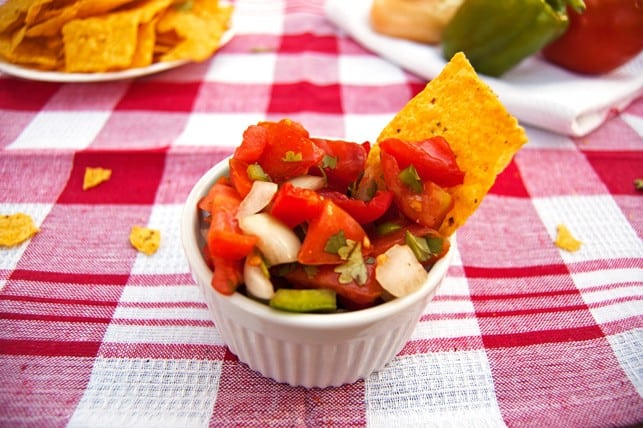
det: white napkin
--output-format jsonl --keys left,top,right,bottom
{"left": 325, "top": 0, "right": 643, "bottom": 137}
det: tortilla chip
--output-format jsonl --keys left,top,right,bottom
{"left": 375, "top": 52, "right": 528, "bottom": 236}
{"left": 10, "top": 24, "right": 27, "bottom": 49}
{"left": 25, "top": 1, "right": 81, "bottom": 37}
{"left": 1, "top": 31, "right": 62, "bottom": 69}
{"left": 554, "top": 224, "right": 582, "bottom": 252}
{"left": 62, "top": 10, "right": 140, "bottom": 72}
{"left": 83, "top": 167, "right": 112, "bottom": 190}
{"left": 156, "top": 1, "right": 232, "bottom": 62}
{"left": 129, "top": 17, "right": 156, "bottom": 68}
{"left": 1, "top": 0, "right": 233, "bottom": 72}
{"left": 24, "top": 0, "right": 55, "bottom": 25}
{"left": 76, "top": 0, "right": 139, "bottom": 17}
{"left": 125, "top": 0, "right": 172, "bottom": 23}
{"left": 0, "top": 0, "right": 34, "bottom": 34}
{"left": 0, "top": 212, "right": 39, "bottom": 247}
{"left": 24, "top": 0, "right": 138, "bottom": 36}
{"left": 129, "top": 225, "right": 161, "bottom": 255}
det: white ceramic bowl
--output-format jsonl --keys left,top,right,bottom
{"left": 180, "top": 157, "right": 453, "bottom": 388}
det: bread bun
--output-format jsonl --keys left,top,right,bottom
{"left": 370, "top": 0, "right": 463, "bottom": 44}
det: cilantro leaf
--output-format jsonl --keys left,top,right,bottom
{"left": 334, "top": 240, "right": 367, "bottom": 285}
{"left": 322, "top": 155, "right": 337, "bottom": 169}
{"left": 282, "top": 151, "right": 303, "bottom": 162}
{"left": 324, "top": 230, "right": 347, "bottom": 254}
{"left": 405, "top": 230, "right": 443, "bottom": 262}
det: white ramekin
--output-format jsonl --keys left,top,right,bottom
{"left": 181, "top": 157, "right": 453, "bottom": 388}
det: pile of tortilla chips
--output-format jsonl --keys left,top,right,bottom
{"left": 0, "top": 0, "right": 233, "bottom": 72}
{"left": 369, "top": 52, "right": 528, "bottom": 237}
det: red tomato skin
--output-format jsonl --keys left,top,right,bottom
{"left": 542, "top": 0, "right": 643, "bottom": 75}
{"left": 203, "top": 182, "right": 258, "bottom": 260}
{"left": 234, "top": 124, "right": 268, "bottom": 163}
{"left": 381, "top": 151, "right": 453, "bottom": 229}
{"left": 198, "top": 181, "right": 241, "bottom": 214}
{"left": 379, "top": 136, "right": 464, "bottom": 188}
{"left": 298, "top": 200, "right": 370, "bottom": 265}
{"left": 228, "top": 158, "right": 254, "bottom": 198}
{"left": 207, "top": 222, "right": 257, "bottom": 260}
{"left": 317, "top": 190, "right": 393, "bottom": 225}
{"left": 211, "top": 256, "right": 244, "bottom": 295}
{"left": 311, "top": 138, "right": 368, "bottom": 192}
{"left": 282, "top": 263, "right": 383, "bottom": 310}
{"left": 269, "top": 182, "right": 324, "bottom": 228}
{"left": 256, "top": 120, "right": 325, "bottom": 182}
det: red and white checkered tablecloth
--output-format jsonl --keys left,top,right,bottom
{"left": 1, "top": 1, "right": 642, "bottom": 427}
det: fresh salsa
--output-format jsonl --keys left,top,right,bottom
{"left": 197, "top": 118, "right": 463, "bottom": 312}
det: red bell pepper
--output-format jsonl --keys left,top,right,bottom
{"left": 379, "top": 136, "right": 464, "bottom": 188}
{"left": 317, "top": 189, "right": 393, "bottom": 225}
{"left": 269, "top": 182, "right": 324, "bottom": 228}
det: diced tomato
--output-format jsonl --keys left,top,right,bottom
{"left": 379, "top": 136, "right": 464, "bottom": 187}
{"left": 269, "top": 182, "right": 324, "bottom": 228}
{"left": 311, "top": 138, "right": 368, "bottom": 192}
{"left": 381, "top": 151, "right": 453, "bottom": 229}
{"left": 198, "top": 179, "right": 239, "bottom": 214}
{"left": 228, "top": 158, "right": 254, "bottom": 198}
{"left": 234, "top": 124, "right": 268, "bottom": 163}
{"left": 204, "top": 182, "right": 258, "bottom": 260}
{"left": 211, "top": 256, "right": 244, "bottom": 295}
{"left": 317, "top": 189, "right": 393, "bottom": 225}
{"left": 281, "top": 263, "right": 383, "bottom": 310}
{"left": 202, "top": 244, "right": 213, "bottom": 269}
{"left": 197, "top": 196, "right": 212, "bottom": 213}
{"left": 362, "top": 141, "right": 371, "bottom": 156}
{"left": 298, "top": 200, "right": 370, "bottom": 265}
{"left": 207, "top": 221, "right": 257, "bottom": 260}
{"left": 255, "top": 119, "right": 325, "bottom": 182}
{"left": 370, "top": 224, "right": 449, "bottom": 266}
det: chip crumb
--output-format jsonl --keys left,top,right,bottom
{"left": 0, "top": 213, "right": 39, "bottom": 247}
{"left": 554, "top": 224, "right": 582, "bottom": 252}
{"left": 634, "top": 178, "right": 643, "bottom": 191}
{"left": 129, "top": 225, "right": 161, "bottom": 255}
{"left": 83, "top": 167, "right": 112, "bottom": 190}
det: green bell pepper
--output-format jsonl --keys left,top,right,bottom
{"left": 269, "top": 288, "right": 337, "bottom": 313}
{"left": 442, "top": 0, "right": 585, "bottom": 77}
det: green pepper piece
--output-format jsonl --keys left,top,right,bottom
{"left": 269, "top": 289, "right": 337, "bottom": 313}
{"left": 442, "top": 0, "right": 585, "bottom": 77}
{"left": 247, "top": 163, "right": 270, "bottom": 181}
{"left": 375, "top": 221, "right": 403, "bottom": 236}
{"left": 399, "top": 165, "right": 423, "bottom": 193}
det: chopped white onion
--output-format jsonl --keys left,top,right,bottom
{"left": 243, "top": 253, "right": 275, "bottom": 300}
{"left": 236, "top": 181, "right": 278, "bottom": 219}
{"left": 287, "top": 175, "right": 326, "bottom": 190}
{"left": 238, "top": 213, "right": 301, "bottom": 265}
{"left": 375, "top": 244, "right": 428, "bottom": 298}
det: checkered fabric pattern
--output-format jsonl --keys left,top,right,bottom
{"left": 1, "top": 1, "right": 642, "bottom": 427}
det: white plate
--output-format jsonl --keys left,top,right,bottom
{"left": 0, "top": 26, "right": 234, "bottom": 83}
